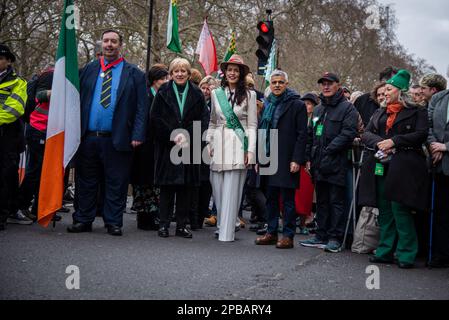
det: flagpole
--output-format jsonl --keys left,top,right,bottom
{"left": 145, "top": 0, "right": 154, "bottom": 84}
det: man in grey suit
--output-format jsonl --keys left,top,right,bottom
{"left": 428, "top": 87, "right": 449, "bottom": 268}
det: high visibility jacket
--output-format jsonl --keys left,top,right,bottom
{"left": 0, "top": 69, "right": 27, "bottom": 126}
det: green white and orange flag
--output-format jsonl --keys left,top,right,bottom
{"left": 167, "top": 0, "right": 182, "bottom": 53}
{"left": 38, "top": 0, "right": 80, "bottom": 227}
{"left": 223, "top": 30, "right": 236, "bottom": 62}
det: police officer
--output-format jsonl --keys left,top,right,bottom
{"left": 0, "top": 44, "right": 28, "bottom": 231}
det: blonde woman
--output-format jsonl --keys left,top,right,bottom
{"left": 150, "top": 58, "right": 208, "bottom": 239}
{"left": 359, "top": 70, "right": 429, "bottom": 269}
{"left": 207, "top": 55, "right": 257, "bottom": 242}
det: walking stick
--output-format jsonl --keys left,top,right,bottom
{"left": 428, "top": 170, "right": 436, "bottom": 267}
{"left": 352, "top": 149, "right": 357, "bottom": 235}
{"left": 343, "top": 149, "right": 364, "bottom": 250}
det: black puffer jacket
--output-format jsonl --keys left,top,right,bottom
{"left": 307, "top": 89, "right": 358, "bottom": 186}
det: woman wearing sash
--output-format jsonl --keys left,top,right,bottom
{"left": 150, "top": 58, "right": 208, "bottom": 239}
{"left": 207, "top": 55, "right": 257, "bottom": 242}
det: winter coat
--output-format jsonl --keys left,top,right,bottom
{"left": 428, "top": 89, "right": 449, "bottom": 176}
{"left": 358, "top": 103, "right": 430, "bottom": 211}
{"left": 150, "top": 80, "right": 208, "bottom": 187}
{"left": 307, "top": 89, "right": 358, "bottom": 187}
{"left": 206, "top": 87, "right": 258, "bottom": 172}
{"left": 131, "top": 91, "right": 155, "bottom": 186}
{"left": 200, "top": 99, "right": 211, "bottom": 182}
{"left": 263, "top": 89, "right": 308, "bottom": 189}
{"left": 354, "top": 92, "right": 379, "bottom": 127}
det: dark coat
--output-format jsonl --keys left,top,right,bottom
{"left": 200, "top": 99, "right": 211, "bottom": 182}
{"left": 79, "top": 60, "right": 149, "bottom": 152}
{"left": 307, "top": 89, "right": 358, "bottom": 187}
{"left": 131, "top": 91, "right": 155, "bottom": 185}
{"left": 150, "top": 80, "right": 208, "bottom": 187}
{"left": 354, "top": 92, "right": 379, "bottom": 127}
{"left": 358, "top": 105, "right": 430, "bottom": 211}
{"left": 428, "top": 89, "right": 449, "bottom": 176}
{"left": 263, "top": 89, "right": 308, "bottom": 189}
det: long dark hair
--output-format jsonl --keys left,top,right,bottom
{"left": 221, "top": 65, "right": 248, "bottom": 105}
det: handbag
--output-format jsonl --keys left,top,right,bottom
{"left": 351, "top": 207, "right": 380, "bottom": 254}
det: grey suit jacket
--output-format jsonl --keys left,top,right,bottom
{"left": 428, "top": 89, "right": 449, "bottom": 175}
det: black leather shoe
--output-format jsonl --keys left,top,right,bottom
{"left": 67, "top": 222, "right": 92, "bottom": 233}
{"left": 175, "top": 227, "right": 192, "bottom": 238}
{"left": 107, "top": 225, "right": 122, "bottom": 236}
{"left": 369, "top": 256, "right": 394, "bottom": 264}
{"left": 158, "top": 227, "right": 169, "bottom": 238}
{"left": 398, "top": 262, "right": 414, "bottom": 269}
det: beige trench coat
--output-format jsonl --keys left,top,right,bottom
{"left": 206, "top": 88, "right": 257, "bottom": 172}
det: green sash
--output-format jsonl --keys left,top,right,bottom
{"left": 215, "top": 88, "right": 248, "bottom": 152}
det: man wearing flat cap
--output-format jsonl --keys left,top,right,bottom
{"left": 300, "top": 72, "right": 358, "bottom": 252}
{"left": 0, "top": 44, "right": 28, "bottom": 231}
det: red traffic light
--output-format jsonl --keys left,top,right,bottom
{"left": 260, "top": 22, "right": 269, "bottom": 33}
{"left": 257, "top": 21, "right": 271, "bottom": 33}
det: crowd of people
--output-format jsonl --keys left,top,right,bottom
{"left": 1, "top": 28, "right": 449, "bottom": 270}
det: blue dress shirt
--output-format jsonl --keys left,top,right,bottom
{"left": 88, "top": 59, "right": 124, "bottom": 132}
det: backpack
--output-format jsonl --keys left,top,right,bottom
{"left": 351, "top": 207, "right": 380, "bottom": 254}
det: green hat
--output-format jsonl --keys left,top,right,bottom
{"left": 386, "top": 69, "right": 411, "bottom": 92}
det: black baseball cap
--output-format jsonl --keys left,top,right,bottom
{"left": 0, "top": 44, "right": 16, "bottom": 63}
{"left": 318, "top": 72, "right": 340, "bottom": 84}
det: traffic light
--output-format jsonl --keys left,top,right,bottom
{"left": 256, "top": 21, "right": 274, "bottom": 75}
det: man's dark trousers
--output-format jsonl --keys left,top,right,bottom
{"left": 0, "top": 133, "right": 20, "bottom": 224}
{"left": 315, "top": 181, "right": 346, "bottom": 242}
{"left": 13, "top": 124, "right": 45, "bottom": 215}
{"left": 266, "top": 186, "right": 296, "bottom": 238}
{"left": 433, "top": 173, "right": 449, "bottom": 261}
{"left": 73, "top": 135, "right": 132, "bottom": 227}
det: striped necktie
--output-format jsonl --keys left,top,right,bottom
{"left": 100, "top": 68, "right": 113, "bottom": 108}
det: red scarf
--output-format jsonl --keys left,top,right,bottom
{"left": 386, "top": 102, "right": 403, "bottom": 134}
{"left": 100, "top": 56, "right": 124, "bottom": 72}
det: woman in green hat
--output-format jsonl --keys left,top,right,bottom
{"left": 358, "top": 69, "right": 429, "bottom": 269}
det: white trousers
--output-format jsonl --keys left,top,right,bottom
{"left": 210, "top": 170, "right": 247, "bottom": 242}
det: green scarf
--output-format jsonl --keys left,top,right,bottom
{"left": 260, "top": 93, "right": 284, "bottom": 156}
{"left": 172, "top": 81, "right": 189, "bottom": 117}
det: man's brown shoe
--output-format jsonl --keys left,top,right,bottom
{"left": 255, "top": 233, "right": 278, "bottom": 245}
{"left": 276, "top": 237, "right": 294, "bottom": 249}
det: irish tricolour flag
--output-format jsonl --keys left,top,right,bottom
{"left": 167, "top": 0, "right": 182, "bottom": 53}
{"left": 38, "top": 0, "right": 80, "bottom": 227}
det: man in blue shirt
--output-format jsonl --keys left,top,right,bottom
{"left": 68, "top": 29, "right": 148, "bottom": 236}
